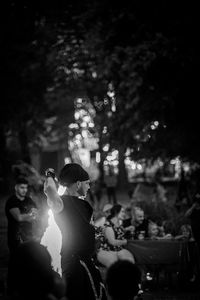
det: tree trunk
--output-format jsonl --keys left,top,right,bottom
{"left": 118, "top": 145, "right": 129, "bottom": 190}
{"left": 18, "top": 125, "right": 31, "bottom": 164}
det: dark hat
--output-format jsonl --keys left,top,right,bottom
{"left": 15, "top": 176, "right": 29, "bottom": 185}
{"left": 59, "top": 163, "right": 89, "bottom": 186}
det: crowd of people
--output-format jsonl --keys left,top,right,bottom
{"left": 4, "top": 162, "right": 200, "bottom": 299}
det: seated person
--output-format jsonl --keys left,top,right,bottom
{"left": 162, "top": 219, "right": 176, "bottom": 237}
{"left": 105, "top": 260, "right": 142, "bottom": 300}
{"left": 147, "top": 222, "right": 159, "bottom": 240}
{"left": 131, "top": 206, "right": 150, "bottom": 239}
{"left": 174, "top": 224, "right": 194, "bottom": 241}
{"left": 96, "top": 204, "right": 135, "bottom": 268}
{"left": 147, "top": 222, "right": 172, "bottom": 240}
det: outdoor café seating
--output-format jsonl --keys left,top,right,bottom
{"left": 125, "top": 239, "right": 200, "bottom": 286}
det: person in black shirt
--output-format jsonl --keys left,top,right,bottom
{"left": 44, "top": 163, "right": 107, "bottom": 300}
{"left": 5, "top": 177, "right": 38, "bottom": 294}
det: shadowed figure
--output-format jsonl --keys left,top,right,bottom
{"left": 10, "top": 241, "right": 66, "bottom": 300}
{"left": 105, "top": 260, "right": 142, "bottom": 300}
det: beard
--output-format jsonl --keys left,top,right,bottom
{"left": 77, "top": 185, "right": 87, "bottom": 198}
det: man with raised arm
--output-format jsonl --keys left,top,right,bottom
{"left": 44, "top": 163, "right": 107, "bottom": 300}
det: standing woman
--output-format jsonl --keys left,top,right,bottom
{"left": 44, "top": 163, "right": 107, "bottom": 300}
{"left": 97, "top": 204, "right": 135, "bottom": 268}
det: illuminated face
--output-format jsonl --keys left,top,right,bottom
{"left": 78, "top": 180, "right": 90, "bottom": 198}
{"left": 135, "top": 209, "right": 144, "bottom": 224}
{"left": 15, "top": 184, "right": 28, "bottom": 199}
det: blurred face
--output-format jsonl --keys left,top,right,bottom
{"left": 149, "top": 224, "right": 158, "bottom": 237}
{"left": 118, "top": 207, "right": 126, "bottom": 220}
{"left": 104, "top": 210, "right": 111, "bottom": 218}
{"left": 77, "top": 180, "right": 90, "bottom": 198}
{"left": 15, "top": 184, "right": 28, "bottom": 199}
{"left": 135, "top": 209, "right": 144, "bottom": 224}
{"left": 181, "top": 226, "right": 190, "bottom": 238}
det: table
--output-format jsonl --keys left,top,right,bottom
{"left": 126, "top": 240, "right": 200, "bottom": 284}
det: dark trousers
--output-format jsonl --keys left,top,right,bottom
{"left": 62, "top": 257, "right": 107, "bottom": 300}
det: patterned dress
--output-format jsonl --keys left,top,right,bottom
{"left": 97, "top": 219, "right": 126, "bottom": 252}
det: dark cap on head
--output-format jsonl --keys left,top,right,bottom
{"left": 15, "top": 177, "right": 29, "bottom": 185}
{"left": 59, "top": 163, "right": 89, "bottom": 186}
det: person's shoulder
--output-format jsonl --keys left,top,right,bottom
{"left": 60, "top": 195, "right": 72, "bottom": 209}
{"left": 6, "top": 194, "right": 18, "bottom": 205}
{"left": 61, "top": 195, "right": 84, "bottom": 211}
{"left": 5, "top": 195, "right": 20, "bottom": 210}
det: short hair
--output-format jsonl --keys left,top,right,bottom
{"left": 106, "top": 260, "right": 141, "bottom": 300}
{"left": 59, "top": 163, "right": 89, "bottom": 186}
{"left": 15, "top": 176, "right": 29, "bottom": 185}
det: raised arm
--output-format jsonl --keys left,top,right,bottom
{"left": 44, "top": 177, "right": 64, "bottom": 214}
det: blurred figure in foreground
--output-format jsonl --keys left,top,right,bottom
{"left": 44, "top": 163, "right": 107, "bottom": 300}
{"left": 105, "top": 260, "right": 142, "bottom": 300}
{"left": 11, "top": 241, "right": 66, "bottom": 300}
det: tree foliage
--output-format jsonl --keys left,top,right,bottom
{"left": 1, "top": 0, "right": 200, "bottom": 187}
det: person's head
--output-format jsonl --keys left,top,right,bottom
{"left": 109, "top": 204, "right": 126, "bottom": 220}
{"left": 148, "top": 222, "right": 159, "bottom": 238}
{"left": 15, "top": 177, "right": 29, "bottom": 200}
{"left": 125, "top": 206, "right": 132, "bottom": 218}
{"left": 103, "top": 204, "right": 113, "bottom": 218}
{"left": 59, "top": 163, "right": 90, "bottom": 198}
{"left": 132, "top": 207, "right": 144, "bottom": 225}
{"left": 180, "top": 224, "right": 192, "bottom": 239}
{"left": 12, "top": 241, "right": 66, "bottom": 300}
{"left": 106, "top": 260, "right": 141, "bottom": 300}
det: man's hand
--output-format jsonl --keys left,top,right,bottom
{"left": 29, "top": 208, "right": 38, "bottom": 220}
{"left": 43, "top": 177, "right": 63, "bottom": 214}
